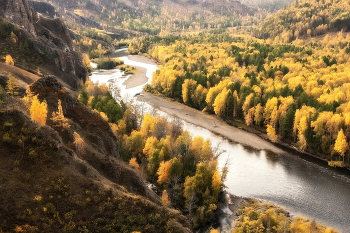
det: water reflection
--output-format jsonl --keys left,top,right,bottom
{"left": 180, "top": 121, "right": 350, "bottom": 232}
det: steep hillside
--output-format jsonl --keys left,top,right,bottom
{"left": 0, "top": 76, "right": 191, "bottom": 232}
{"left": 0, "top": 0, "right": 88, "bottom": 89}
{"left": 254, "top": 0, "right": 350, "bottom": 42}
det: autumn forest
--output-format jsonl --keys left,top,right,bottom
{"left": 1, "top": 0, "right": 350, "bottom": 232}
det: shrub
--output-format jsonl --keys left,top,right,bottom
{"left": 95, "top": 58, "right": 124, "bottom": 69}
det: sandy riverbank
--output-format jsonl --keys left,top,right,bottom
{"left": 140, "top": 92, "right": 285, "bottom": 154}
{"left": 123, "top": 67, "right": 148, "bottom": 89}
{"left": 113, "top": 50, "right": 158, "bottom": 89}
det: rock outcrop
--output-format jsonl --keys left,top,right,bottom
{"left": 0, "top": 0, "right": 87, "bottom": 89}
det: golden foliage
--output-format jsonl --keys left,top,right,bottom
{"left": 266, "top": 124, "right": 278, "bottom": 143}
{"left": 30, "top": 95, "right": 48, "bottom": 126}
{"left": 161, "top": 190, "right": 171, "bottom": 206}
{"left": 5, "top": 54, "right": 14, "bottom": 65}
{"left": 129, "top": 157, "right": 140, "bottom": 170}
{"left": 334, "top": 129, "right": 348, "bottom": 157}
{"left": 157, "top": 160, "right": 171, "bottom": 184}
{"left": 99, "top": 111, "right": 109, "bottom": 121}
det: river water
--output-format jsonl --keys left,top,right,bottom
{"left": 90, "top": 51, "right": 350, "bottom": 232}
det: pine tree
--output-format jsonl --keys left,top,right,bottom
{"left": 0, "top": 85, "right": 6, "bottom": 113}
{"left": 51, "top": 99, "right": 70, "bottom": 128}
{"left": 5, "top": 73, "right": 19, "bottom": 110}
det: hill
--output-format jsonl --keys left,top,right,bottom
{"left": 0, "top": 76, "right": 191, "bottom": 232}
{"left": 242, "top": 0, "right": 294, "bottom": 12}
{"left": 33, "top": 0, "right": 260, "bottom": 36}
{"left": 0, "top": 1, "right": 193, "bottom": 232}
{"left": 0, "top": 0, "right": 88, "bottom": 89}
{"left": 254, "top": 0, "right": 350, "bottom": 42}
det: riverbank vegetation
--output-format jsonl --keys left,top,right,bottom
{"left": 78, "top": 81, "right": 224, "bottom": 229}
{"left": 121, "top": 113, "right": 224, "bottom": 229}
{"left": 232, "top": 199, "right": 338, "bottom": 233}
{"left": 132, "top": 31, "right": 350, "bottom": 168}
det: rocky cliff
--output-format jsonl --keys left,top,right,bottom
{"left": 0, "top": 0, "right": 87, "bottom": 89}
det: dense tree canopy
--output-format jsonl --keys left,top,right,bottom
{"left": 138, "top": 31, "right": 350, "bottom": 167}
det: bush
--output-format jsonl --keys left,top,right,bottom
{"left": 2, "top": 132, "right": 12, "bottom": 144}
{"left": 95, "top": 58, "right": 124, "bottom": 69}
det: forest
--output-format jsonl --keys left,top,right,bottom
{"left": 77, "top": 82, "right": 223, "bottom": 229}
{"left": 254, "top": 0, "right": 350, "bottom": 42}
{"left": 128, "top": 30, "right": 350, "bottom": 168}
{"left": 36, "top": 0, "right": 264, "bottom": 36}
{"left": 1, "top": 0, "right": 348, "bottom": 231}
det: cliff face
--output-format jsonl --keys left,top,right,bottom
{"left": 0, "top": 0, "right": 38, "bottom": 36}
{"left": 0, "top": 0, "right": 87, "bottom": 88}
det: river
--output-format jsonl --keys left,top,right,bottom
{"left": 90, "top": 50, "right": 350, "bottom": 232}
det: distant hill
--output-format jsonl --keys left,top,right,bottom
{"left": 254, "top": 0, "right": 350, "bottom": 42}
{"left": 34, "top": 0, "right": 259, "bottom": 36}
{"left": 242, "top": 0, "right": 295, "bottom": 12}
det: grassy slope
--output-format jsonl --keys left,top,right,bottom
{"left": 0, "top": 75, "right": 191, "bottom": 233}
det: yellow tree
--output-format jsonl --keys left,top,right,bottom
{"left": 297, "top": 116, "right": 309, "bottom": 151}
{"left": 30, "top": 95, "right": 48, "bottom": 126}
{"left": 244, "top": 107, "right": 255, "bottom": 126}
{"left": 193, "top": 84, "right": 207, "bottom": 109}
{"left": 5, "top": 55, "right": 14, "bottom": 65}
{"left": 213, "top": 88, "right": 229, "bottom": 117}
{"left": 51, "top": 99, "right": 70, "bottom": 128}
{"left": 212, "top": 170, "right": 221, "bottom": 197}
{"left": 157, "top": 160, "right": 172, "bottom": 184}
{"left": 161, "top": 190, "right": 171, "bottom": 206}
{"left": 129, "top": 157, "right": 140, "bottom": 171}
{"left": 82, "top": 53, "right": 92, "bottom": 72}
{"left": 264, "top": 97, "right": 278, "bottom": 125}
{"left": 254, "top": 103, "right": 264, "bottom": 126}
{"left": 242, "top": 93, "right": 254, "bottom": 115}
{"left": 23, "top": 85, "right": 34, "bottom": 108}
{"left": 266, "top": 124, "right": 279, "bottom": 142}
{"left": 182, "top": 79, "right": 197, "bottom": 106}
{"left": 334, "top": 129, "right": 348, "bottom": 162}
